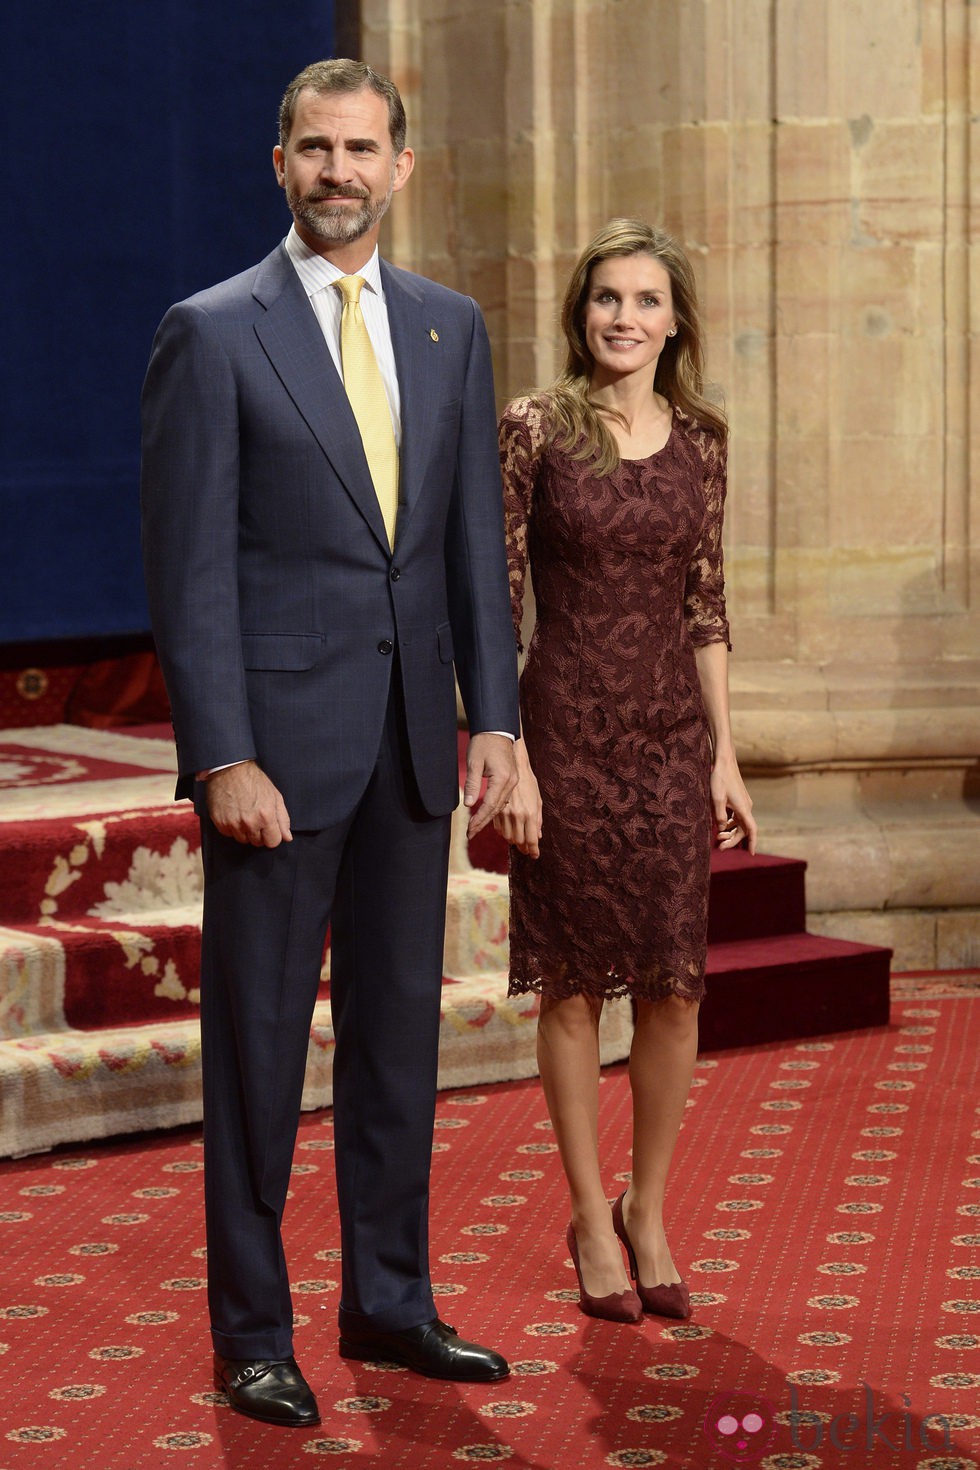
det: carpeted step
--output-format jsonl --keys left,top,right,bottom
{"left": 700, "top": 931, "right": 891, "bottom": 1051}
{"left": 706, "top": 849, "right": 806, "bottom": 941}
{"left": 0, "top": 979, "right": 634, "bottom": 1158}
{"left": 2, "top": 911, "right": 206, "bottom": 1033}
{"left": 444, "top": 870, "right": 508, "bottom": 977}
{"left": 1, "top": 871, "right": 509, "bottom": 1042}
{"left": 0, "top": 808, "right": 200, "bottom": 925}
{"left": 1, "top": 858, "right": 881, "bottom": 1044}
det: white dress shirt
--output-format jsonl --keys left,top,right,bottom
{"left": 284, "top": 226, "right": 401, "bottom": 444}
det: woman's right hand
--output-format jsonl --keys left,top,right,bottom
{"left": 493, "top": 739, "right": 543, "bottom": 858}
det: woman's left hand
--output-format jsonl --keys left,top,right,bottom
{"left": 710, "top": 751, "right": 757, "bottom": 854}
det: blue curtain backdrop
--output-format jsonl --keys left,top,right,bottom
{"left": 1, "top": 3, "right": 335, "bottom": 643}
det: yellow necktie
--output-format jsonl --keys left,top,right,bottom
{"left": 334, "top": 275, "right": 399, "bottom": 549}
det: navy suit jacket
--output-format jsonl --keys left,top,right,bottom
{"left": 141, "top": 243, "right": 519, "bottom": 827}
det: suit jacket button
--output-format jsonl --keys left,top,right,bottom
{"left": 378, "top": 639, "right": 394, "bottom": 655}
{"left": 389, "top": 566, "right": 401, "bottom": 581}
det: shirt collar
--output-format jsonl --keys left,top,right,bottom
{"left": 284, "top": 225, "right": 384, "bottom": 300}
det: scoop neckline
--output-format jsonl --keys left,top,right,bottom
{"left": 619, "top": 417, "right": 675, "bottom": 463}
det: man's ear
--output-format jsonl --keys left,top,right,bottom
{"left": 273, "top": 145, "right": 286, "bottom": 189}
{"left": 391, "top": 147, "right": 415, "bottom": 195}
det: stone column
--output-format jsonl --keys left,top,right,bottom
{"left": 365, "top": 0, "right": 980, "bottom": 967}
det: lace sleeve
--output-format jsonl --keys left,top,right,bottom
{"left": 683, "top": 423, "right": 732, "bottom": 650}
{"left": 499, "top": 396, "right": 546, "bottom": 653}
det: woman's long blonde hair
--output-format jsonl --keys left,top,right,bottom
{"left": 544, "top": 219, "right": 727, "bottom": 475}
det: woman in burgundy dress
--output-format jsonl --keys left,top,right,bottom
{"left": 495, "top": 220, "right": 756, "bottom": 1323}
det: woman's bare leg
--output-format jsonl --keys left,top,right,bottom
{"left": 621, "top": 994, "right": 700, "bottom": 1285}
{"left": 536, "top": 992, "right": 631, "bottom": 1296}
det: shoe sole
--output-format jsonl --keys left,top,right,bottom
{"left": 338, "top": 1339, "right": 509, "bottom": 1382}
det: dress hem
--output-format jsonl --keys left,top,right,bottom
{"left": 507, "top": 973, "right": 706, "bottom": 1005}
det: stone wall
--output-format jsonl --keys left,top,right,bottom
{"left": 364, "top": 0, "right": 980, "bottom": 968}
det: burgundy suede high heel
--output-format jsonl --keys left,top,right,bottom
{"left": 565, "top": 1224, "right": 643, "bottom": 1323}
{"left": 611, "top": 1191, "right": 691, "bottom": 1320}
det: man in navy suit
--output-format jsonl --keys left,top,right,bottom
{"left": 141, "top": 59, "right": 519, "bottom": 1427}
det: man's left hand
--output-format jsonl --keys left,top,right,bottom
{"left": 463, "top": 733, "right": 519, "bottom": 838}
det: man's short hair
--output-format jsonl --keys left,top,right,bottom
{"left": 278, "top": 59, "right": 407, "bottom": 154}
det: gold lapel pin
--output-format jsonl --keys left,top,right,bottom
{"left": 429, "top": 328, "right": 439, "bottom": 342}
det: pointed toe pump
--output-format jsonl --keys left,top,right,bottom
{"left": 565, "top": 1223, "right": 643, "bottom": 1323}
{"left": 612, "top": 1192, "right": 691, "bottom": 1320}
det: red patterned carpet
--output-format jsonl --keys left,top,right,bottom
{"left": 2, "top": 978, "right": 978, "bottom": 1469}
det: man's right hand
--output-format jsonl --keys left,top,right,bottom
{"left": 204, "top": 760, "right": 293, "bottom": 847}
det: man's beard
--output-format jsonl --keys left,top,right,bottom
{"left": 287, "top": 179, "right": 394, "bottom": 245}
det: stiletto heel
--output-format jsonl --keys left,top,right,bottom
{"left": 565, "top": 1223, "right": 643, "bottom": 1323}
{"left": 612, "top": 1192, "right": 691, "bottom": 1320}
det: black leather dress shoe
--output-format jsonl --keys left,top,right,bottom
{"left": 339, "top": 1318, "right": 509, "bottom": 1382}
{"left": 213, "top": 1353, "right": 320, "bottom": 1427}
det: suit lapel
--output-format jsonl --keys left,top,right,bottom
{"left": 252, "top": 246, "right": 390, "bottom": 553}
{"left": 382, "top": 261, "right": 438, "bottom": 536}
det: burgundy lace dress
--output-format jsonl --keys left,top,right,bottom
{"left": 500, "top": 396, "right": 731, "bottom": 1002}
